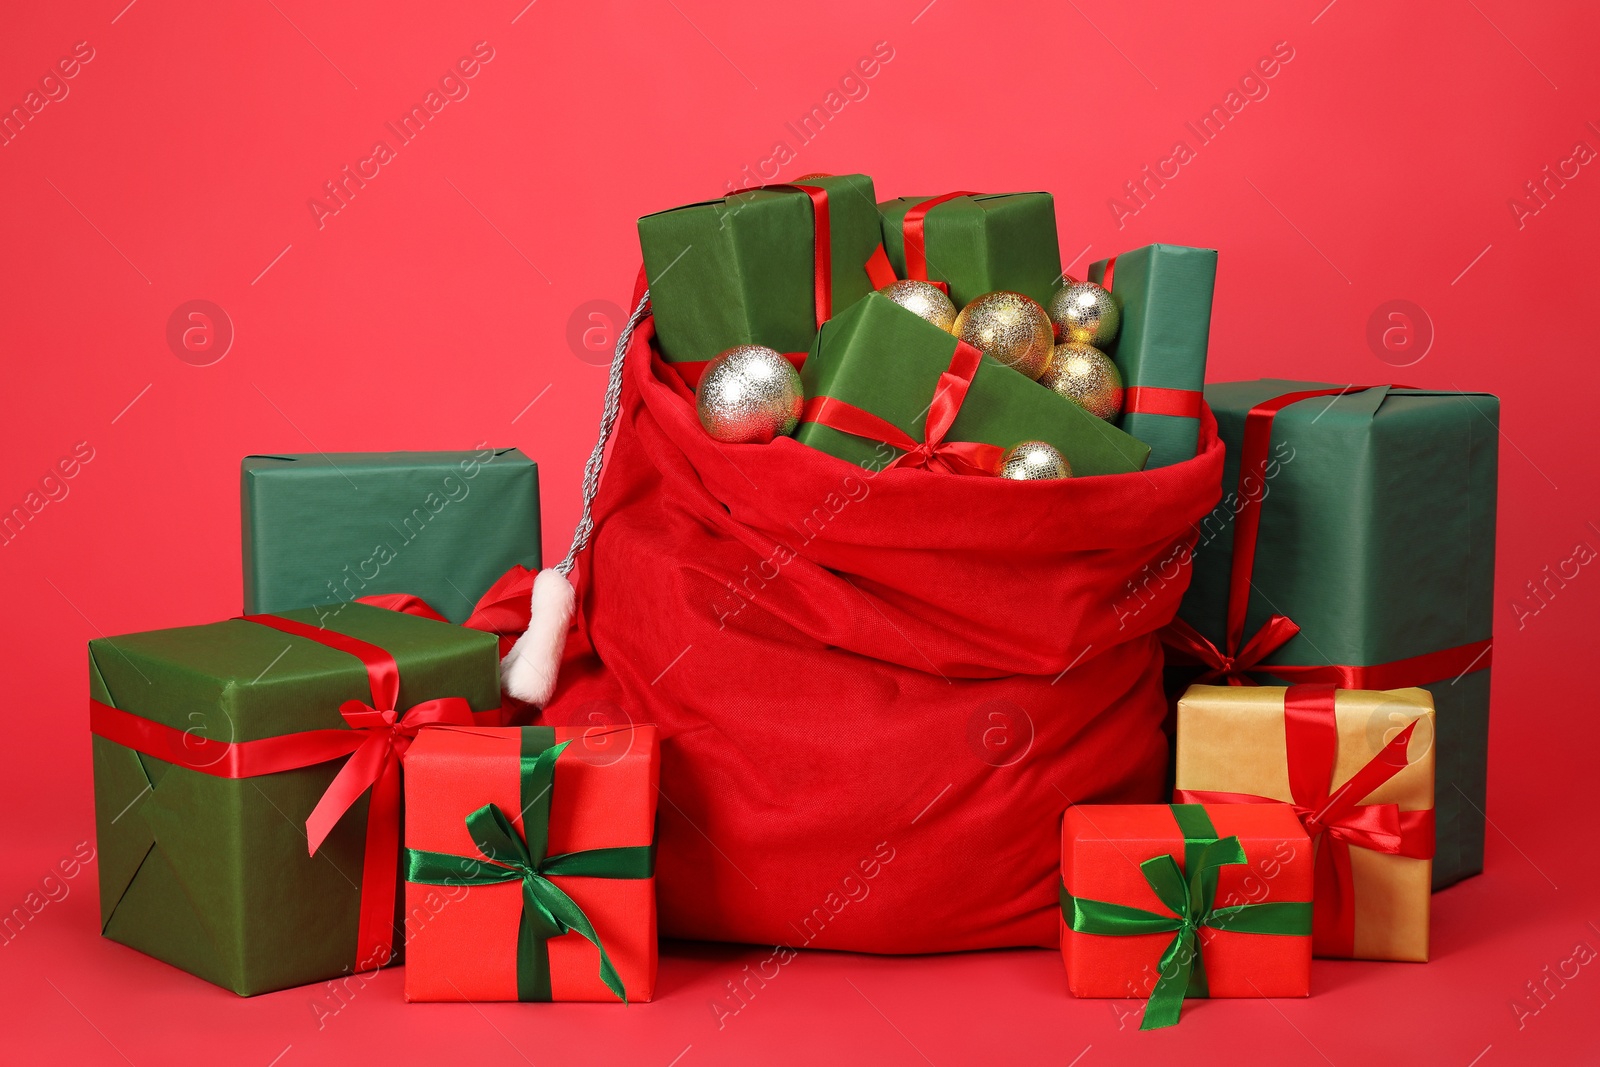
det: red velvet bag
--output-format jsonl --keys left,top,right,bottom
{"left": 539, "top": 276, "right": 1225, "bottom": 952}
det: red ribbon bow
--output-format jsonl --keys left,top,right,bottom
{"left": 1162, "top": 614, "right": 1303, "bottom": 686}
{"left": 1176, "top": 683, "right": 1434, "bottom": 956}
{"left": 798, "top": 340, "right": 1003, "bottom": 477}
{"left": 358, "top": 563, "right": 537, "bottom": 660}
{"left": 1160, "top": 386, "right": 1493, "bottom": 687}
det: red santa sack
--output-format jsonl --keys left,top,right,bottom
{"left": 536, "top": 281, "right": 1225, "bottom": 952}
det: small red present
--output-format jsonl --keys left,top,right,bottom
{"left": 402, "top": 723, "right": 658, "bottom": 1002}
{"left": 1059, "top": 803, "right": 1313, "bottom": 1029}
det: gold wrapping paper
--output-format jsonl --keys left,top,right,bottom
{"left": 1174, "top": 684, "right": 1435, "bottom": 962}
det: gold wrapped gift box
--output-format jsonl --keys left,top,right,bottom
{"left": 1174, "top": 684, "right": 1435, "bottom": 962}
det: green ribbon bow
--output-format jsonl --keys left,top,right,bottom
{"left": 405, "top": 727, "right": 654, "bottom": 1002}
{"left": 1060, "top": 804, "right": 1311, "bottom": 1030}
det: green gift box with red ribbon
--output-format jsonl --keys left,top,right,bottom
{"left": 1166, "top": 381, "right": 1498, "bottom": 890}
{"left": 88, "top": 603, "right": 502, "bottom": 995}
{"left": 876, "top": 192, "right": 1063, "bottom": 308}
{"left": 402, "top": 723, "right": 659, "bottom": 1002}
{"left": 242, "top": 448, "right": 542, "bottom": 626}
{"left": 1085, "top": 244, "right": 1217, "bottom": 469}
{"left": 638, "top": 174, "right": 883, "bottom": 366}
{"left": 793, "top": 291, "right": 1149, "bottom": 476}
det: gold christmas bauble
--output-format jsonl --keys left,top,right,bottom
{"left": 1039, "top": 343, "right": 1123, "bottom": 420}
{"left": 1047, "top": 282, "right": 1120, "bottom": 348}
{"left": 953, "top": 291, "right": 1054, "bottom": 380}
{"left": 1000, "top": 440, "right": 1072, "bottom": 480}
{"left": 879, "top": 280, "right": 958, "bottom": 333}
{"left": 696, "top": 345, "right": 804, "bottom": 443}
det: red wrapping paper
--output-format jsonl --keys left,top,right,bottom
{"left": 1060, "top": 804, "right": 1312, "bottom": 1001}
{"left": 402, "top": 724, "right": 659, "bottom": 1002}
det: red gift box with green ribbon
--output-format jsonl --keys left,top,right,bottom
{"left": 1060, "top": 803, "right": 1312, "bottom": 1029}
{"left": 402, "top": 723, "right": 659, "bottom": 1002}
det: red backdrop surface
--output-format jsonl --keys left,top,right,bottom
{"left": 3, "top": 1, "right": 1597, "bottom": 1063}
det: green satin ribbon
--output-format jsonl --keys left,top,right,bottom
{"left": 405, "top": 726, "right": 654, "bottom": 1002}
{"left": 1060, "top": 804, "right": 1311, "bottom": 1030}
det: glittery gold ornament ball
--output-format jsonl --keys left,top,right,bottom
{"left": 696, "top": 345, "right": 804, "bottom": 443}
{"left": 952, "top": 291, "right": 1055, "bottom": 380}
{"left": 1039, "top": 343, "right": 1124, "bottom": 421}
{"left": 879, "top": 280, "right": 958, "bottom": 332}
{"left": 1000, "top": 440, "right": 1072, "bottom": 480}
{"left": 1047, "top": 282, "right": 1120, "bottom": 348}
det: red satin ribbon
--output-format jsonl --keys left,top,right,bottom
{"left": 730, "top": 181, "right": 832, "bottom": 327}
{"left": 358, "top": 563, "right": 539, "bottom": 660}
{"left": 665, "top": 182, "right": 831, "bottom": 391}
{"left": 89, "top": 613, "right": 478, "bottom": 969}
{"left": 1175, "top": 683, "right": 1434, "bottom": 956}
{"left": 798, "top": 340, "right": 1003, "bottom": 476}
{"left": 668, "top": 350, "right": 807, "bottom": 391}
{"left": 864, "top": 243, "right": 898, "bottom": 289}
{"left": 1162, "top": 385, "right": 1493, "bottom": 686}
{"left": 1124, "top": 386, "right": 1203, "bottom": 419}
{"left": 1098, "top": 255, "right": 1117, "bottom": 292}
{"left": 902, "top": 191, "right": 978, "bottom": 282}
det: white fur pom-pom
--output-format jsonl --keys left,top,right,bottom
{"left": 500, "top": 568, "right": 576, "bottom": 705}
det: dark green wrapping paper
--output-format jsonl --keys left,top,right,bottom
{"left": 877, "top": 193, "right": 1063, "bottom": 308}
{"left": 795, "top": 293, "right": 1149, "bottom": 475}
{"left": 1177, "top": 381, "right": 1498, "bottom": 889}
{"left": 638, "top": 173, "right": 882, "bottom": 362}
{"left": 242, "top": 448, "right": 540, "bottom": 624}
{"left": 91, "top": 603, "right": 501, "bottom": 995}
{"left": 1087, "top": 244, "right": 1217, "bottom": 468}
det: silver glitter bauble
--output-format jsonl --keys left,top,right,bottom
{"left": 879, "top": 280, "right": 959, "bottom": 333}
{"left": 1000, "top": 440, "right": 1072, "bottom": 480}
{"left": 952, "top": 291, "right": 1054, "bottom": 380}
{"left": 1047, "top": 282, "right": 1120, "bottom": 348}
{"left": 695, "top": 345, "right": 804, "bottom": 443}
{"left": 1039, "top": 343, "right": 1124, "bottom": 421}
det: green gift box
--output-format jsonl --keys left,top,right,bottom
{"left": 1174, "top": 381, "right": 1498, "bottom": 889}
{"left": 1086, "top": 244, "right": 1217, "bottom": 469}
{"left": 795, "top": 292, "right": 1149, "bottom": 476}
{"left": 638, "top": 174, "right": 882, "bottom": 363}
{"left": 242, "top": 448, "right": 540, "bottom": 624}
{"left": 877, "top": 192, "right": 1062, "bottom": 308}
{"left": 89, "top": 603, "right": 502, "bottom": 995}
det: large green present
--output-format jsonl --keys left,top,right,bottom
{"left": 1086, "top": 244, "right": 1216, "bottom": 469}
{"left": 89, "top": 602, "right": 502, "bottom": 995}
{"left": 794, "top": 292, "right": 1149, "bottom": 476}
{"left": 637, "top": 174, "right": 882, "bottom": 366}
{"left": 877, "top": 192, "right": 1062, "bottom": 308}
{"left": 242, "top": 448, "right": 540, "bottom": 625}
{"left": 1170, "top": 381, "right": 1497, "bottom": 889}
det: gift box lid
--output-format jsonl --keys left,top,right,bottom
{"left": 90, "top": 602, "right": 502, "bottom": 743}
{"left": 241, "top": 448, "right": 540, "bottom": 624}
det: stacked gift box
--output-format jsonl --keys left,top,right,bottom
{"left": 85, "top": 170, "right": 1496, "bottom": 1028}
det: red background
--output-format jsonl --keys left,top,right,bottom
{"left": 4, "top": 0, "right": 1598, "bottom": 1063}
